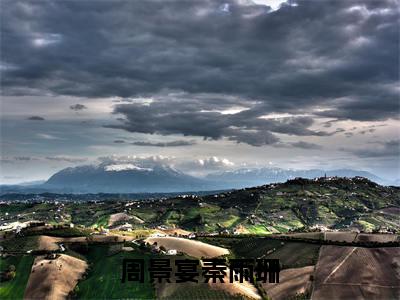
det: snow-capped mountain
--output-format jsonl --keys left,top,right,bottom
{"left": 43, "top": 162, "right": 218, "bottom": 193}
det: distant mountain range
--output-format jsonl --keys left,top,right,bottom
{"left": 206, "top": 167, "right": 389, "bottom": 188}
{"left": 43, "top": 163, "right": 215, "bottom": 193}
{"left": 0, "top": 162, "right": 396, "bottom": 194}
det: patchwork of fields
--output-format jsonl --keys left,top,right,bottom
{"left": 0, "top": 233, "right": 399, "bottom": 300}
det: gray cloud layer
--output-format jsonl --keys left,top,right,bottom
{"left": 1, "top": 0, "right": 399, "bottom": 146}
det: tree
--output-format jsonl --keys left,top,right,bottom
{"left": 8, "top": 265, "right": 16, "bottom": 272}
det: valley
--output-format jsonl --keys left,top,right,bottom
{"left": 0, "top": 177, "right": 399, "bottom": 300}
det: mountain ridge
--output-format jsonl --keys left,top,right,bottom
{"left": 0, "top": 162, "right": 396, "bottom": 194}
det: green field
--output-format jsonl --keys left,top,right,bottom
{"left": 0, "top": 255, "right": 34, "bottom": 299}
{"left": 245, "top": 225, "right": 271, "bottom": 235}
{"left": 76, "top": 245, "right": 156, "bottom": 299}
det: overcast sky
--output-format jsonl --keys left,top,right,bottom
{"left": 1, "top": 0, "right": 399, "bottom": 184}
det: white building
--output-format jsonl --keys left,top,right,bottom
{"left": 166, "top": 249, "right": 177, "bottom": 255}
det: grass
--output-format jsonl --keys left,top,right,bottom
{"left": 220, "top": 215, "right": 240, "bottom": 228}
{"left": 0, "top": 255, "right": 34, "bottom": 299}
{"left": 245, "top": 225, "right": 271, "bottom": 235}
{"left": 92, "top": 215, "right": 109, "bottom": 228}
{"left": 76, "top": 245, "right": 156, "bottom": 299}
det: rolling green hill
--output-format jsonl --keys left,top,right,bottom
{"left": 1, "top": 177, "right": 399, "bottom": 234}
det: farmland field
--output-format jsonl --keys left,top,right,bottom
{"left": 261, "top": 265, "right": 314, "bottom": 300}
{"left": 231, "top": 238, "right": 283, "bottom": 258}
{"left": 313, "top": 245, "right": 400, "bottom": 300}
{"left": 244, "top": 225, "right": 271, "bottom": 235}
{"left": 145, "top": 237, "right": 229, "bottom": 258}
{"left": 265, "top": 242, "right": 320, "bottom": 269}
{"left": 155, "top": 255, "right": 256, "bottom": 300}
{"left": 324, "top": 232, "right": 357, "bottom": 243}
{"left": 0, "top": 255, "right": 34, "bottom": 300}
{"left": 76, "top": 245, "right": 156, "bottom": 299}
{"left": 355, "top": 233, "right": 398, "bottom": 243}
{"left": 24, "top": 254, "right": 87, "bottom": 300}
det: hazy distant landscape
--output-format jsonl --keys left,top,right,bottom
{"left": 1, "top": 161, "right": 396, "bottom": 194}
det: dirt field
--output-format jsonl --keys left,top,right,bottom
{"left": 379, "top": 207, "right": 400, "bottom": 216}
{"left": 38, "top": 234, "right": 132, "bottom": 251}
{"left": 159, "top": 228, "right": 192, "bottom": 236}
{"left": 325, "top": 232, "right": 357, "bottom": 243}
{"left": 312, "top": 245, "right": 400, "bottom": 299}
{"left": 355, "top": 233, "right": 399, "bottom": 243}
{"left": 261, "top": 266, "right": 314, "bottom": 300}
{"left": 145, "top": 236, "right": 229, "bottom": 258}
{"left": 281, "top": 232, "right": 399, "bottom": 244}
{"left": 108, "top": 212, "right": 132, "bottom": 226}
{"left": 38, "top": 236, "right": 64, "bottom": 251}
{"left": 24, "top": 254, "right": 87, "bottom": 300}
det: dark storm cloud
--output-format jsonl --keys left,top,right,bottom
{"left": 132, "top": 140, "right": 197, "bottom": 147}
{"left": 69, "top": 104, "right": 87, "bottom": 111}
{"left": 1, "top": 0, "right": 399, "bottom": 144}
{"left": 27, "top": 116, "right": 45, "bottom": 121}
{"left": 105, "top": 97, "right": 336, "bottom": 145}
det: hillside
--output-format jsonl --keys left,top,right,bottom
{"left": 1, "top": 177, "right": 399, "bottom": 234}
